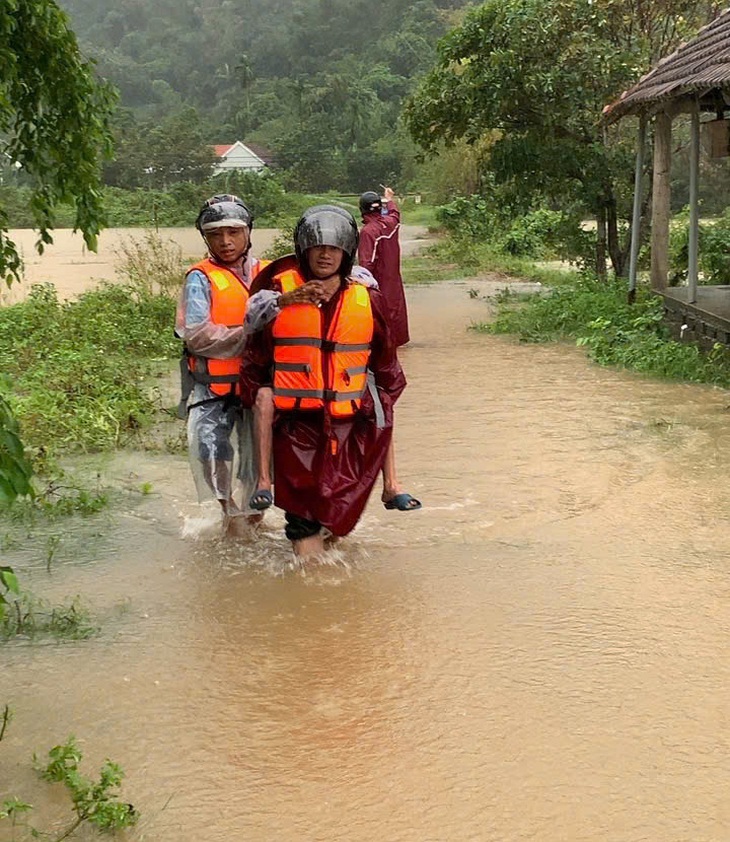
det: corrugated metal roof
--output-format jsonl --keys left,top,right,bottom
{"left": 603, "top": 9, "right": 730, "bottom": 123}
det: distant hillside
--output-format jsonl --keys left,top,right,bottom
{"left": 56, "top": 0, "right": 475, "bottom": 192}
{"left": 59, "top": 0, "right": 473, "bottom": 117}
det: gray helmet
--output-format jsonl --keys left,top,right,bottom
{"left": 359, "top": 191, "right": 382, "bottom": 215}
{"left": 294, "top": 205, "right": 359, "bottom": 273}
{"left": 195, "top": 194, "right": 254, "bottom": 233}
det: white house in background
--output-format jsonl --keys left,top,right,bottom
{"left": 212, "top": 141, "right": 274, "bottom": 174}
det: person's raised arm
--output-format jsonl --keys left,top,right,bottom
{"left": 382, "top": 186, "right": 400, "bottom": 224}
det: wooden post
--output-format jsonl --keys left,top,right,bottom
{"left": 628, "top": 114, "right": 647, "bottom": 303}
{"left": 651, "top": 110, "right": 672, "bottom": 291}
{"left": 687, "top": 101, "right": 700, "bottom": 304}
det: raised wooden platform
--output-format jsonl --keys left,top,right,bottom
{"left": 660, "top": 286, "right": 730, "bottom": 349}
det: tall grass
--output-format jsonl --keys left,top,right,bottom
{"left": 481, "top": 273, "right": 730, "bottom": 387}
{"left": 0, "top": 234, "right": 182, "bottom": 457}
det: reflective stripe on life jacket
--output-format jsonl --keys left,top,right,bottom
{"left": 271, "top": 269, "right": 374, "bottom": 416}
{"left": 186, "top": 257, "right": 269, "bottom": 397}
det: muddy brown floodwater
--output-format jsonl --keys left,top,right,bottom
{"left": 3, "top": 275, "right": 730, "bottom": 841}
{"left": 1, "top": 225, "right": 430, "bottom": 302}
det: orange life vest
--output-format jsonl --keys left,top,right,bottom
{"left": 272, "top": 269, "right": 374, "bottom": 417}
{"left": 186, "top": 257, "right": 268, "bottom": 397}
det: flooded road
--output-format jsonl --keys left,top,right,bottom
{"left": 1, "top": 226, "right": 430, "bottom": 301}
{"left": 3, "top": 278, "right": 730, "bottom": 841}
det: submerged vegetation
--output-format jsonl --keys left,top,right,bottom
{"left": 0, "top": 565, "right": 96, "bottom": 640}
{"left": 1, "top": 732, "right": 137, "bottom": 840}
{"left": 0, "top": 351, "right": 134, "bottom": 840}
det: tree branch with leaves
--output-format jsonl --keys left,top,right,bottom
{"left": 0, "top": 0, "right": 117, "bottom": 285}
{"left": 404, "top": 0, "right": 718, "bottom": 277}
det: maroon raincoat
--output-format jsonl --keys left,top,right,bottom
{"left": 240, "top": 273, "right": 406, "bottom": 536}
{"left": 358, "top": 200, "right": 410, "bottom": 347}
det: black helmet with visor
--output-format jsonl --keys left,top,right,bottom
{"left": 294, "top": 205, "right": 359, "bottom": 277}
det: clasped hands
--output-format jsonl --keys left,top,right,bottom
{"left": 278, "top": 281, "right": 330, "bottom": 308}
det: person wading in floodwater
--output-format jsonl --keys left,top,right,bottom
{"left": 240, "top": 205, "right": 406, "bottom": 559}
{"left": 358, "top": 186, "right": 410, "bottom": 348}
{"left": 175, "top": 194, "right": 270, "bottom": 537}
{"left": 357, "top": 186, "right": 420, "bottom": 512}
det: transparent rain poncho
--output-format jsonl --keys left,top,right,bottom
{"left": 176, "top": 256, "right": 261, "bottom": 512}
{"left": 185, "top": 386, "right": 256, "bottom": 512}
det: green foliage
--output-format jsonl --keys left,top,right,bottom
{"left": 104, "top": 107, "right": 214, "bottom": 189}
{"left": 261, "top": 229, "right": 297, "bottom": 261}
{"left": 0, "top": 796, "right": 32, "bottom": 840}
{"left": 50, "top": 0, "right": 476, "bottom": 194}
{"left": 208, "top": 171, "right": 303, "bottom": 223}
{"left": 700, "top": 213, "right": 730, "bottom": 285}
{"left": 40, "top": 737, "right": 137, "bottom": 833}
{"left": 501, "top": 209, "right": 571, "bottom": 259}
{"left": 0, "top": 0, "right": 117, "bottom": 284}
{"left": 0, "top": 797, "right": 32, "bottom": 820}
{"left": 484, "top": 272, "right": 730, "bottom": 386}
{"left": 1, "top": 171, "right": 306, "bottom": 230}
{"left": 1, "top": 734, "right": 137, "bottom": 841}
{"left": 405, "top": 0, "right": 716, "bottom": 275}
{"left": 401, "top": 232, "right": 585, "bottom": 286}
{"left": 113, "top": 230, "right": 186, "bottom": 297}
{"left": 0, "top": 565, "right": 20, "bottom": 627}
{"left": 1, "top": 474, "right": 108, "bottom": 522}
{"left": 485, "top": 273, "right": 615, "bottom": 342}
{"left": 436, "top": 196, "right": 496, "bottom": 241}
{"left": 669, "top": 208, "right": 730, "bottom": 286}
{"left": 0, "top": 395, "right": 33, "bottom": 505}
{"left": 0, "top": 281, "right": 178, "bottom": 455}
{"left": 434, "top": 195, "right": 596, "bottom": 269}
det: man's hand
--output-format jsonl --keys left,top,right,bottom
{"left": 383, "top": 186, "right": 395, "bottom": 201}
{"left": 279, "top": 282, "right": 326, "bottom": 307}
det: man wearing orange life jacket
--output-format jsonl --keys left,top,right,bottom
{"left": 240, "top": 205, "right": 406, "bottom": 559}
{"left": 175, "top": 194, "right": 270, "bottom": 536}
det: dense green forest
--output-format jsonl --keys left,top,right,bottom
{"left": 6, "top": 0, "right": 730, "bottom": 279}
{"left": 55, "top": 0, "right": 474, "bottom": 192}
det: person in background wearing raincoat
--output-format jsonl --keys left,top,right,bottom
{"left": 358, "top": 186, "right": 420, "bottom": 512}
{"left": 240, "top": 205, "right": 406, "bottom": 559}
{"left": 358, "top": 186, "right": 410, "bottom": 347}
{"left": 175, "top": 194, "right": 269, "bottom": 537}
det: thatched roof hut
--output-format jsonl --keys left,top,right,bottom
{"left": 604, "top": 11, "right": 730, "bottom": 124}
{"left": 602, "top": 9, "right": 730, "bottom": 340}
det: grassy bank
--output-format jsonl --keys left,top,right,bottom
{"left": 468, "top": 260, "right": 730, "bottom": 388}
{"left": 0, "top": 234, "right": 186, "bottom": 492}
{"left": 401, "top": 239, "right": 577, "bottom": 286}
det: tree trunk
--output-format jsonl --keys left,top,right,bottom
{"left": 595, "top": 208, "right": 607, "bottom": 280}
{"left": 606, "top": 195, "right": 628, "bottom": 277}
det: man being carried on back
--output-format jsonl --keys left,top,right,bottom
{"left": 240, "top": 205, "right": 408, "bottom": 558}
